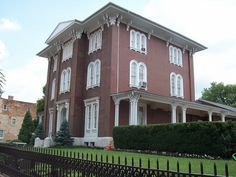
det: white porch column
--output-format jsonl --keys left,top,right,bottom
{"left": 65, "top": 102, "right": 69, "bottom": 121}
{"left": 171, "top": 104, "right": 177, "bottom": 123}
{"left": 221, "top": 113, "right": 226, "bottom": 122}
{"left": 56, "top": 104, "right": 61, "bottom": 132}
{"left": 182, "top": 106, "right": 187, "bottom": 123}
{"left": 113, "top": 98, "right": 120, "bottom": 126}
{"left": 208, "top": 111, "right": 212, "bottom": 122}
{"left": 129, "top": 93, "right": 140, "bottom": 125}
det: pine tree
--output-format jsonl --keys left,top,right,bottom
{"left": 18, "top": 111, "right": 33, "bottom": 143}
{"left": 30, "top": 121, "right": 45, "bottom": 145}
{"left": 55, "top": 120, "right": 74, "bottom": 146}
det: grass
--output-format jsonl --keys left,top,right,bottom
{"left": 46, "top": 147, "right": 236, "bottom": 176}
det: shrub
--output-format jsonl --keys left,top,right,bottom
{"left": 113, "top": 121, "right": 236, "bottom": 157}
{"left": 18, "top": 111, "right": 33, "bottom": 143}
{"left": 55, "top": 120, "right": 74, "bottom": 147}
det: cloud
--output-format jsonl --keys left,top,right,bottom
{"left": 0, "top": 40, "right": 8, "bottom": 60}
{"left": 143, "top": 0, "right": 236, "bottom": 99}
{"left": 3, "top": 56, "right": 48, "bottom": 103}
{"left": 0, "top": 18, "right": 21, "bottom": 31}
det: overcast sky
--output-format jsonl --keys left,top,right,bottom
{"left": 1, "top": 0, "right": 236, "bottom": 102}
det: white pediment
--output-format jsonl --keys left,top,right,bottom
{"left": 46, "top": 20, "right": 74, "bottom": 44}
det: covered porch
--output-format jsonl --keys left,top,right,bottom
{"left": 111, "top": 90, "right": 236, "bottom": 126}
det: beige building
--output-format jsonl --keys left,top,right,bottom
{"left": 0, "top": 96, "right": 36, "bottom": 142}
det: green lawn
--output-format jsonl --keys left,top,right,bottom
{"left": 46, "top": 147, "right": 236, "bottom": 176}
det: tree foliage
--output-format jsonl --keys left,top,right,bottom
{"left": 18, "top": 111, "right": 33, "bottom": 143}
{"left": 36, "top": 86, "right": 46, "bottom": 113}
{"left": 201, "top": 82, "right": 236, "bottom": 108}
{"left": 0, "top": 70, "right": 5, "bottom": 94}
{"left": 55, "top": 120, "right": 74, "bottom": 146}
{"left": 30, "top": 122, "right": 45, "bottom": 144}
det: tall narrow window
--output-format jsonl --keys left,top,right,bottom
{"left": 139, "top": 65, "right": 144, "bottom": 82}
{"left": 67, "top": 68, "right": 71, "bottom": 91}
{"left": 62, "top": 41, "right": 73, "bottom": 61}
{"left": 177, "top": 75, "right": 183, "bottom": 97}
{"left": 177, "top": 49, "right": 183, "bottom": 66}
{"left": 130, "top": 61, "right": 138, "bottom": 87}
{"left": 53, "top": 56, "right": 58, "bottom": 72}
{"left": 93, "top": 103, "right": 98, "bottom": 129}
{"left": 88, "top": 30, "right": 102, "bottom": 54}
{"left": 51, "top": 79, "right": 56, "bottom": 100}
{"left": 130, "top": 30, "right": 135, "bottom": 49}
{"left": 169, "top": 46, "right": 173, "bottom": 63}
{"left": 170, "top": 73, "right": 176, "bottom": 96}
{"left": 141, "top": 34, "right": 147, "bottom": 53}
{"left": 169, "top": 45, "right": 183, "bottom": 67}
{"left": 90, "top": 64, "right": 94, "bottom": 86}
{"left": 94, "top": 60, "right": 101, "bottom": 86}
{"left": 87, "top": 105, "right": 92, "bottom": 130}
{"left": 136, "top": 32, "right": 140, "bottom": 50}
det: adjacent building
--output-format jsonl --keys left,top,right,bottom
{"left": 0, "top": 96, "right": 36, "bottom": 141}
{"left": 38, "top": 3, "right": 236, "bottom": 147}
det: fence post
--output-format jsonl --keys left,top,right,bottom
{"left": 225, "top": 163, "right": 229, "bottom": 177}
{"left": 213, "top": 163, "right": 217, "bottom": 176}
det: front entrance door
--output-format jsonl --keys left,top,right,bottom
{"left": 138, "top": 103, "right": 147, "bottom": 125}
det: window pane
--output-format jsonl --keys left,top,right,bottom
{"left": 177, "top": 77, "right": 181, "bottom": 96}
{"left": 131, "top": 62, "right": 137, "bottom": 85}
{"left": 93, "top": 103, "right": 97, "bottom": 129}
{"left": 139, "top": 65, "right": 144, "bottom": 82}
{"left": 136, "top": 33, "right": 140, "bottom": 49}
{"left": 131, "top": 31, "right": 135, "bottom": 48}
{"left": 88, "top": 105, "right": 91, "bottom": 129}
{"left": 90, "top": 64, "right": 94, "bottom": 86}
{"left": 171, "top": 75, "right": 176, "bottom": 96}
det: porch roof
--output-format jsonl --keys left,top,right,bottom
{"left": 111, "top": 90, "right": 236, "bottom": 118}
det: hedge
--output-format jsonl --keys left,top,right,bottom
{"left": 113, "top": 121, "right": 236, "bottom": 157}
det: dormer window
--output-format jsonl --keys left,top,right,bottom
{"left": 169, "top": 45, "right": 183, "bottom": 67}
{"left": 62, "top": 41, "right": 73, "bottom": 62}
{"left": 130, "top": 29, "right": 147, "bottom": 54}
{"left": 88, "top": 29, "right": 102, "bottom": 54}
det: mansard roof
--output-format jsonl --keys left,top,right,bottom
{"left": 38, "top": 2, "right": 207, "bottom": 58}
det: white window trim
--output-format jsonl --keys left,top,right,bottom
{"left": 169, "top": 45, "right": 183, "bottom": 67}
{"left": 11, "top": 117, "right": 17, "bottom": 126}
{"left": 51, "top": 78, "right": 56, "bottom": 100}
{"left": 88, "top": 29, "right": 102, "bottom": 54}
{"left": 86, "top": 59, "right": 101, "bottom": 89}
{"left": 130, "top": 60, "right": 147, "bottom": 89}
{"left": 84, "top": 97, "right": 99, "bottom": 135}
{"left": 62, "top": 41, "right": 73, "bottom": 62}
{"left": 129, "top": 29, "right": 147, "bottom": 54}
{"left": 170, "top": 72, "right": 184, "bottom": 98}
{"left": 60, "top": 67, "right": 71, "bottom": 94}
{"left": 53, "top": 56, "right": 58, "bottom": 72}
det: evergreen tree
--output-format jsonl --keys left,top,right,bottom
{"left": 30, "top": 121, "right": 45, "bottom": 145}
{"left": 55, "top": 120, "right": 74, "bottom": 146}
{"left": 18, "top": 111, "right": 33, "bottom": 143}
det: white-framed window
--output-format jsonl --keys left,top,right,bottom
{"left": 88, "top": 29, "right": 102, "bottom": 54}
{"left": 169, "top": 45, "right": 183, "bottom": 67}
{"left": 0, "top": 130, "right": 4, "bottom": 139}
{"left": 2, "top": 104, "right": 7, "bottom": 111}
{"left": 130, "top": 60, "right": 147, "bottom": 89}
{"left": 86, "top": 59, "right": 101, "bottom": 89}
{"left": 130, "top": 29, "right": 147, "bottom": 54}
{"left": 170, "top": 72, "right": 184, "bottom": 98}
{"left": 62, "top": 41, "right": 73, "bottom": 61}
{"left": 51, "top": 78, "right": 56, "bottom": 100}
{"left": 53, "top": 56, "right": 58, "bottom": 72}
{"left": 60, "top": 67, "right": 71, "bottom": 93}
{"left": 84, "top": 98, "right": 99, "bottom": 132}
{"left": 11, "top": 117, "right": 17, "bottom": 126}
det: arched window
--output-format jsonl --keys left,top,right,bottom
{"left": 67, "top": 68, "right": 71, "bottom": 91}
{"left": 51, "top": 79, "right": 56, "bottom": 100}
{"left": 94, "top": 60, "right": 101, "bottom": 86}
{"left": 170, "top": 72, "right": 176, "bottom": 96}
{"left": 169, "top": 46, "right": 173, "bottom": 63}
{"left": 60, "top": 70, "right": 66, "bottom": 93}
{"left": 173, "top": 48, "right": 177, "bottom": 64}
{"left": 177, "top": 49, "right": 183, "bottom": 66}
{"left": 136, "top": 32, "right": 140, "bottom": 50}
{"left": 130, "top": 30, "right": 135, "bottom": 49}
{"left": 130, "top": 60, "right": 138, "bottom": 87}
{"left": 139, "top": 63, "right": 147, "bottom": 82}
{"left": 87, "top": 60, "right": 101, "bottom": 89}
{"left": 141, "top": 34, "right": 147, "bottom": 53}
{"left": 177, "top": 74, "right": 184, "bottom": 97}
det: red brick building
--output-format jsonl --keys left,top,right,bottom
{"left": 0, "top": 96, "right": 36, "bottom": 141}
{"left": 38, "top": 3, "right": 236, "bottom": 147}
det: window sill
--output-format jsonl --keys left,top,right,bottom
{"left": 62, "top": 57, "right": 72, "bottom": 62}
{"left": 130, "top": 47, "right": 147, "bottom": 55}
{"left": 86, "top": 84, "right": 100, "bottom": 90}
{"left": 88, "top": 47, "right": 102, "bottom": 55}
{"left": 129, "top": 85, "right": 147, "bottom": 90}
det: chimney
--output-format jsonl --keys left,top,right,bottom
{"left": 8, "top": 95, "right": 14, "bottom": 100}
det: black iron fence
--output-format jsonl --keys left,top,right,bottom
{"left": 0, "top": 145, "right": 230, "bottom": 177}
